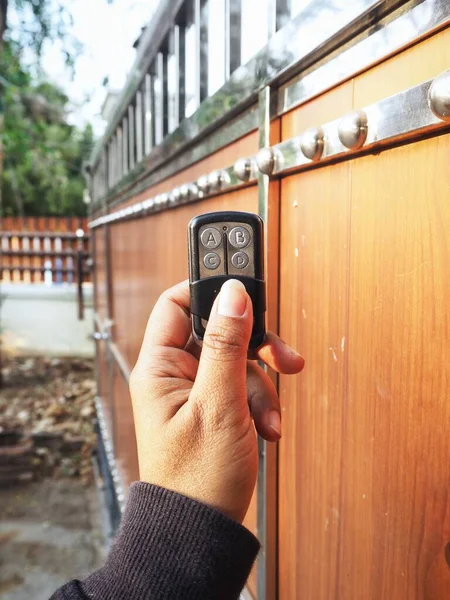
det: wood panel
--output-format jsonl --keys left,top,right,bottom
{"left": 113, "top": 361, "right": 139, "bottom": 489}
{"left": 94, "top": 226, "right": 109, "bottom": 322}
{"left": 281, "top": 82, "right": 353, "bottom": 141}
{"left": 278, "top": 162, "right": 350, "bottom": 599}
{"left": 338, "top": 135, "right": 450, "bottom": 599}
{"left": 353, "top": 25, "right": 450, "bottom": 107}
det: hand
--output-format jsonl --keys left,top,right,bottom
{"left": 130, "top": 279, "right": 304, "bottom": 524}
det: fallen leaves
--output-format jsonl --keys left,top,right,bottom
{"left": 0, "top": 356, "right": 97, "bottom": 485}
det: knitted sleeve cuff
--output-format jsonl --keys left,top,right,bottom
{"left": 81, "top": 482, "right": 260, "bottom": 600}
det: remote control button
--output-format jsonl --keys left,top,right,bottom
{"left": 200, "top": 227, "right": 222, "bottom": 249}
{"left": 203, "top": 252, "right": 221, "bottom": 270}
{"left": 229, "top": 226, "right": 251, "bottom": 248}
{"left": 231, "top": 251, "right": 249, "bottom": 269}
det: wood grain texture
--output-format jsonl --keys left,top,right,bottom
{"left": 353, "top": 25, "right": 450, "bottom": 107}
{"left": 94, "top": 226, "right": 109, "bottom": 322}
{"left": 339, "top": 135, "right": 450, "bottom": 599}
{"left": 113, "top": 361, "right": 139, "bottom": 488}
{"left": 278, "top": 162, "right": 350, "bottom": 600}
{"left": 278, "top": 131, "right": 450, "bottom": 600}
{"left": 281, "top": 82, "right": 353, "bottom": 141}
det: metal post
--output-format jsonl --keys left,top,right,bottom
{"left": 257, "top": 85, "right": 279, "bottom": 600}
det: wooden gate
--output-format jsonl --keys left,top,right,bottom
{"left": 88, "top": 1, "right": 450, "bottom": 597}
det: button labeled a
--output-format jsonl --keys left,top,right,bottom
{"left": 200, "top": 227, "right": 221, "bottom": 249}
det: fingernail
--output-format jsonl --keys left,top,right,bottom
{"left": 218, "top": 279, "right": 247, "bottom": 317}
{"left": 268, "top": 410, "right": 281, "bottom": 438}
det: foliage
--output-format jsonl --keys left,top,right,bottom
{"left": 1, "top": 0, "right": 83, "bottom": 71}
{"left": 1, "top": 41, "right": 93, "bottom": 216}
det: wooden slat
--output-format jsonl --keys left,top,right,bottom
{"left": 278, "top": 162, "right": 350, "bottom": 600}
{"left": 337, "top": 135, "right": 450, "bottom": 599}
{"left": 113, "top": 361, "right": 139, "bottom": 488}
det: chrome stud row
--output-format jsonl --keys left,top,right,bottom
{"left": 89, "top": 73, "right": 450, "bottom": 230}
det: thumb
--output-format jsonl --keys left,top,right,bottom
{"left": 192, "top": 279, "right": 253, "bottom": 412}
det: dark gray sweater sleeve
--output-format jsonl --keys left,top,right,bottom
{"left": 51, "top": 482, "right": 260, "bottom": 600}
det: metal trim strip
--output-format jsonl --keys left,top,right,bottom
{"left": 280, "top": 0, "right": 450, "bottom": 115}
{"left": 89, "top": 71, "right": 450, "bottom": 229}
{"left": 270, "top": 73, "right": 450, "bottom": 177}
{"left": 95, "top": 395, "right": 126, "bottom": 514}
{"left": 90, "top": 0, "right": 404, "bottom": 171}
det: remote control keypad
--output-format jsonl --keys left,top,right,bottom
{"left": 198, "top": 221, "right": 254, "bottom": 279}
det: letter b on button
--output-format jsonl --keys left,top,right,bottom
{"left": 229, "top": 226, "right": 251, "bottom": 248}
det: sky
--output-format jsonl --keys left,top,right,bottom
{"left": 10, "top": 0, "right": 160, "bottom": 135}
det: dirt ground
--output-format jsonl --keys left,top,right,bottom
{"left": 0, "top": 479, "right": 103, "bottom": 600}
{"left": 0, "top": 356, "right": 104, "bottom": 600}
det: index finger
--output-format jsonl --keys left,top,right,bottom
{"left": 138, "top": 280, "right": 191, "bottom": 360}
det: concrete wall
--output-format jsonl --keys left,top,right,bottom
{"left": 0, "top": 284, "right": 94, "bottom": 357}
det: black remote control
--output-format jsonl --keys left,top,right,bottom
{"left": 188, "top": 211, "right": 266, "bottom": 351}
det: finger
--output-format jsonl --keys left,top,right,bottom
{"left": 184, "top": 336, "right": 202, "bottom": 361}
{"left": 137, "top": 280, "right": 191, "bottom": 365}
{"left": 192, "top": 279, "right": 253, "bottom": 412}
{"left": 257, "top": 332, "right": 305, "bottom": 374}
{"left": 247, "top": 362, "right": 281, "bottom": 442}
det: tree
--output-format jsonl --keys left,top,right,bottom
{"left": 1, "top": 41, "right": 93, "bottom": 216}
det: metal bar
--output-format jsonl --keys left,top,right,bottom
{"left": 144, "top": 74, "right": 153, "bottom": 156}
{"left": 109, "top": 341, "right": 132, "bottom": 383}
{"left": 135, "top": 91, "right": 143, "bottom": 163}
{"left": 128, "top": 105, "right": 136, "bottom": 171}
{"left": 199, "top": 0, "right": 209, "bottom": 103}
{"left": 76, "top": 247, "right": 84, "bottom": 320}
{"left": 256, "top": 86, "right": 278, "bottom": 600}
{"left": 227, "top": 0, "right": 241, "bottom": 76}
{"left": 90, "top": 0, "right": 405, "bottom": 170}
{"left": 177, "top": 22, "right": 186, "bottom": 122}
{"left": 154, "top": 53, "right": 164, "bottom": 146}
{"left": 122, "top": 117, "right": 129, "bottom": 175}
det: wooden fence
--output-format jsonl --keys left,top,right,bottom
{"left": 0, "top": 216, "right": 91, "bottom": 284}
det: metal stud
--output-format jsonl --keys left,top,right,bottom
{"left": 197, "top": 175, "right": 209, "bottom": 195}
{"left": 234, "top": 157, "right": 252, "bottom": 182}
{"left": 208, "top": 170, "right": 223, "bottom": 192}
{"left": 180, "top": 183, "right": 198, "bottom": 202}
{"left": 169, "top": 188, "right": 181, "bottom": 205}
{"left": 300, "top": 126, "right": 324, "bottom": 161}
{"left": 429, "top": 70, "right": 450, "bottom": 122}
{"left": 256, "top": 147, "right": 275, "bottom": 176}
{"left": 338, "top": 110, "right": 368, "bottom": 150}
